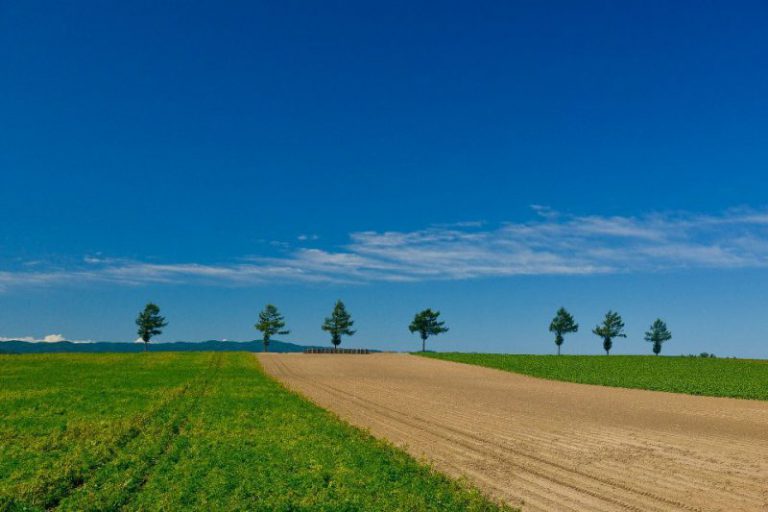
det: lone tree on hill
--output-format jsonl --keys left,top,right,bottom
{"left": 409, "top": 309, "right": 449, "bottom": 352}
{"left": 255, "top": 304, "right": 289, "bottom": 352}
{"left": 549, "top": 307, "right": 578, "bottom": 355}
{"left": 322, "top": 300, "right": 355, "bottom": 349}
{"left": 644, "top": 318, "right": 672, "bottom": 355}
{"left": 592, "top": 310, "right": 626, "bottom": 355}
{"left": 135, "top": 303, "right": 168, "bottom": 352}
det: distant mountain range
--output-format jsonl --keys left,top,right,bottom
{"left": 0, "top": 340, "right": 323, "bottom": 354}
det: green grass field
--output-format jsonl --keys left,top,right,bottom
{"left": 0, "top": 352, "right": 511, "bottom": 512}
{"left": 418, "top": 353, "right": 768, "bottom": 401}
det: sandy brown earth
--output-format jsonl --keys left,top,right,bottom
{"left": 258, "top": 353, "right": 768, "bottom": 512}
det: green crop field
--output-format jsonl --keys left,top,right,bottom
{"left": 0, "top": 352, "right": 510, "bottom": 512}
{"left": 418, "top": 353, "right": 768, "bottom": 401}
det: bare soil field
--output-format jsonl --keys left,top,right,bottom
{"left": 259, "top": 353, "right": 768, "bottom": 512}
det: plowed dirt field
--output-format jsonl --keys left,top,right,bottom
{"left": 259, "top": 353, "right": 768, "bottom": 512}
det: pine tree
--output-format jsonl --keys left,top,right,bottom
{"left": 135, "top": 303, "right": 168, "bottom": 352}
{"left": 592, "top": 310, "right": 626, "bottom": 355}
{"left": 321, "top": 300, "right": 355, "bottom": 349}
{"left": 549, "top": 307, "right": 578, "bottom": 355}
{"left": 409, "top": 309, "right": 449, "bottom": 352}
{"left": 255, "top": 304, "right": 289, "bottom": 352}
{"left": 644, "top": 318, "right": 672, "bottom": 355}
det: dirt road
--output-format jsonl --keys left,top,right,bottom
{"left": 258, "top": 353, "right": 768, "bottom": 512}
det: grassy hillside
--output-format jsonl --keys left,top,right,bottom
{"left": 0, "top": 352, "right": 510, "bottom": 511}
{"left": 418, "top": 353, "right": 768, "bottom": 401}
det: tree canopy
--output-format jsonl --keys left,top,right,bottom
{"left": 548, "top": 307, "right": 578, "bottom": 355}
{"left": 321, "top": 300, "right": 355, "bottom": 348}
{"left": 135, "top": 303, "right": 168, "bottom": 351}
{"left": 592, "top": 310, "right": 626, "bottom": 355}
{"left": 644, "top": 318, "right": 672, "bottom": 355}
{"left": 255, "top": 304, "right": 289, "bottom": 352}
{"left": 409, "top": 309, "right": 449, "bottom": 352}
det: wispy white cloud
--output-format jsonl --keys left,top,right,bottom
{"left": 530, "top": 204, "right": 559, "bottom": 220}
{"left": 0, "top": 334, "right": 90, "bottom": 343}
{"left": 3, "top": 207, "right": 768, "bottom": 290}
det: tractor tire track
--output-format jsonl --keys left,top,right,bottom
{"left": 26, "top": 354, "right": 222, "bottom": 511}
{"left": 53, "top": 353, "right": 224, "bottom": 511}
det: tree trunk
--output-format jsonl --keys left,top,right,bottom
{"left": 557, "top": 345, "right": 561, "bottom": 356}
{"left": 422, "top": 337, "right": 426, "bottom": 352}
{"left": 144, "top": 341, "right": 148, "bottom": 352}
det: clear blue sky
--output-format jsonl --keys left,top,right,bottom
{"left": 2, "top": 1, "right": 768, "bottom": 357}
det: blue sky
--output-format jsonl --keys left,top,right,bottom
{"left": 2, "top": 1, "right": 768, "bottom": 357}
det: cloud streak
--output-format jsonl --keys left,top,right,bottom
{"left": 0, "top": 334, "right": 85, "bottom": 343}
{"left": 3, "top": 207, "right": 768, "bottom": 290}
